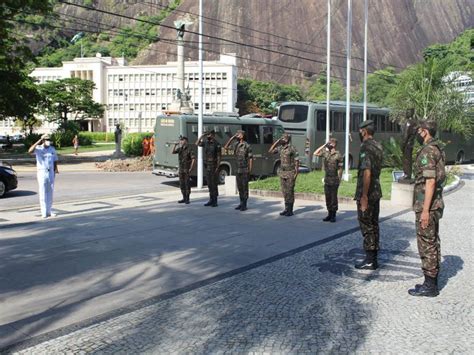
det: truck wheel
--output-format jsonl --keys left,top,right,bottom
{"left": 0, "top": 181, "right": 5, "bottom": 198}
{"left": 273, "top": 162, "right": 281, "bottom": 176}
{"left": 456, "top": 150, "right": 465, "bottom": 164}
{"left": 218, "top": 165, "right": 229, "bottom": 184}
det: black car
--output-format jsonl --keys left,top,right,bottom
{"left": 0, "top": 163, "right": 18, "bottom": 197}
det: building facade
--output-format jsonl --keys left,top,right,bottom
{"left": 0, "top": 54, "right": 237, "bottom": 134}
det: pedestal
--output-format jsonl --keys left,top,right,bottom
{"left": 391, "top": 182, "right": 414, "bottom": 207}
{"left": 225, "top": 175, "right": 238, "bottom": 195}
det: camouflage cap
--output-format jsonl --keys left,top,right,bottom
{"left": 179, "top": 135, "right": 188, "bottom": 141}
{"left": 209, "top": 130, "right": 216, "bottom": 135}
{"left": 359, "top": 119, "right": 374, "bottom": 129}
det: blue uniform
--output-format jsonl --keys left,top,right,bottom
{"left": 35, "top": 145, "right": 58, "bottom": 217}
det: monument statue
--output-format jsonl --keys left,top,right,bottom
{"left": 114, "top": 123, "right": 122, "bottom": 155}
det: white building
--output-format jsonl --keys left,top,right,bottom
{"left": 445, "top": 71, "right": 474, "bottom": 105}
{"left": 0, "top": 53, "right": 238, "bottom": 134}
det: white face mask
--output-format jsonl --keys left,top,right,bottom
{"left": 44, "top": 140, "right": 51, "bottom": 147}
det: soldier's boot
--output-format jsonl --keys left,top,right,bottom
{"left": 285, "top": 203, "right": 294, "bottom": 217}
{"left": 204, "top": 198, "right": 213, "bottom": 206}
{"left": 355, "top": 250, "right": 378, "bottom": 270}
{"left": 235, "top": 198, "right": 242, "bottom": 210}
{"left": 330, "top": 211, "right": 336, "bottom": 223}
{"left": 240, "top": 199, "right": 248, "bottom": 211}
{"left": 408, "top": 275, "right": 439, "bottom": 297}
{"left": 211, "top": 197, "right": 218, "bottom": 207}
{"left": 185, "top": 192, "right": 190, "bottom": 204}
{"left": 178, "top": 191, "right": 186, "bottom": 204}
{"left": 279, "top": 203, "right": 289, "bottom": 216}
{"left": 322, "top": 212, "right": 332, "bottom": 222}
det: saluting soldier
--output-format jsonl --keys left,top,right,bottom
{"left": 196, "top": 130, "right": 221, "bottom": 207}
{"left": 354, "top": 120, "right": 384, "bottom": 270}
{"left": 269, "top": 133, "right": 299, "bottom": 217}
{"left": 314, "top": 137, "right": 343, "bottom": 222}
{"left": 172, "top": 136, "right": 195, "bottom": 204}
{"left": 408, "top": 120, "right": 446, "bottom": 297}
{"left": 224, "top": 130, "right": 253, "bottom": 211}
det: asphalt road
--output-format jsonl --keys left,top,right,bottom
{"left": 0, "top": 171, "right": 178, "bottom": 210}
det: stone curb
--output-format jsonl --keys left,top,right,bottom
{"left": 250, "top": 189, "right": 355, "bottom": 204}
{"left": 250, "top": 174, "right": 462, "bottom": 203}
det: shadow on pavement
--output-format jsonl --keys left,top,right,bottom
{"left": 2, "top": 190, "right": 37, "bottom": 199}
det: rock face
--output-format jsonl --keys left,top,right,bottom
{"left": 133, "top": 0, "right": 473, "bottom": 84}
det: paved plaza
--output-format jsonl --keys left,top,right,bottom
{"left": 0, "top": 170, "right": 472, "bottom": 353}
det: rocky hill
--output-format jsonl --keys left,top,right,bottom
{"left": 36, "top": 0, "right": 474, "bottom": 84}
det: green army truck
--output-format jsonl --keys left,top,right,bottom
{"left": 153, "top": 113, "right": 285, "bottom": 183}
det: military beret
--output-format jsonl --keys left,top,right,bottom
{"left": 209, "top": 130, "right": 216, "bottom": 134}
{"left": 179, "top": 135, "right": 188, "bottom": 140}
{"left": 359, "top": 120, "right": 374, "bottom": 129}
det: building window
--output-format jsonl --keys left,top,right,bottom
{"left": 216, "top": 88, "right": 222, "bottom": 95}
{"left": 194, "top": 103, "right": 199, "bottom": 109}
{"left": 222, "top": 73, "right": 227, "bottom": 80}
{"left": 205, "top": 103, "right": 210, "bottom": 110}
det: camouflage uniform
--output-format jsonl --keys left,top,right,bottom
{"left": 174, "top": 144, "right": 195, "bottom": 199}
{"left": 277, "top": 144, "right": 299, "bottom": 203}
{"left": 198, "top": 139, "right": 222, "bottom": 201}
{"left": 232, "top": 141, "right": 253, "bottom": 201}
{"left": 322, "top": 150, "right": 343, "bottom": 212}
{"left": 355, "top": 138, "right": 383, "bottom": 251}
{"left": 413, "top": 138, "right": 445, "bottom": 278}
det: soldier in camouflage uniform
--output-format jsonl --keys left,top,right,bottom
{"left": 172, "top": 136, "right": 195, "bottom": 204}
{"left": 408, "top": 120, "right": 445, "bottom": 297}
{"left": 196, "top": 130, "right": 221, "bottom": 207}
{"left": 314, "top": 138, "right": 343, "bottom": 222}
{"left": 354, "top": 120, "right": 384, "bottom": 270}
{"left": 224, "top": 130, "right": 254, "bottom": 211}
{"left": 269, "top": 133, "right": 299, "bottom": 216}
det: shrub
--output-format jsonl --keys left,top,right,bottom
{"left": 382, "top": 137, "right": 403, "bottom": 169}
{"left": 79, "top": 132, "right": 114, "bottom": 142}
{"left": 122, "top": 133, "right": 151, "bottom": 156}
{"left": 23, "top": 133, "right": 43, "bottom": 148}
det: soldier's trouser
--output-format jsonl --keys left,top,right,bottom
{"left": 237, "top": 172, "right": 249, "bottom": 200}
{"left": 179, "top": 172, "right": 191, "bottom": 197}
{"left": 37, "top": 170, "right": 55, "bottom": 217}
{"left": 416, "top": 210, "right": 442, "bottom": 278}
{"left": 206, "top": 166, "right": 219, "bottom": 199}
{"left": 324, "top": 183, "right": 339, "bottom": 212}
{"left": 357, "top": 199, "right": 380, "bottom": 251}
{"left": 280, "top": 175, "right": 296, "bottom": 204}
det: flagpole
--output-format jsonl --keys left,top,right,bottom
{"left": 326, "top": 0, "right": 331, "bottom": 143}
{"left": 197, "top": 0, "right": 204, "bottom": 189}
{"left": 363, "top": 0, "right": 368, "bottom": 121}
{"left": 344, "top": 0, "right": 352, "bottom": 182}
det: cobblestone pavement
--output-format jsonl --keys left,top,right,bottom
{"left": 10, "top": 176, "right": 474, "bottom": 353}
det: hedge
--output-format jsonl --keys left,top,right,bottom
{"left": 79, "top": 132, "right": 114, "bottom": 142}
{"left": 122, "top": 133, "right": 153, "bottom": 156}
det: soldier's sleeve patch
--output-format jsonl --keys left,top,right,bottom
{"left": 421, "top": 155, "right": 428, "bottom": 166}
{"left": 360, "top": 152, "right": 366, "bottom": 158}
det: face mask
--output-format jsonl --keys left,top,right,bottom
{"left": 359, "top": 132, "right": 364, "bottom": 142}
{"left": 44, "top": 140, "right": 51, "bottom": 147}
{"left": 326, "top": 144, "right": 334, "bottom": 150}
{"left": 416, "top": 132, "right": 425, "bottom": 145}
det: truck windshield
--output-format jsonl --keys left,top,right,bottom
{"left": 278, "top": 105, "right": 309, "bottom": 123}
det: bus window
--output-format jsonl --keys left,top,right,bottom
{"left": 352, "top": 112, "right": 362, "bottom": 131}
{"left": 262, "top": 126, "right": 274, "bottom": 144}
{"left": 380, "top": 115, "right": 386, "bottom": 132}
{"left": 242, "top": 125, "right": 260, "bottom": 144}
{"left": 373, "top": 115, "right": 379, "bottom": 131}
{"left": 333, "top": 112, "right": 345, "bottom": 132}
{"left": 316, "top": 110, "right": 326, "bottom": 131}
{"left": 278, "top": 105, "right": 309, "bottom": 123}
{"left": 387, "top": 118, "right": 393, "bottom": 132}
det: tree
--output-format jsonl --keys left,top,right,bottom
{"left": 0, "top": 0, "right": 53, "bottom": 121}
{"left": 389, "top": 58, "right": 473, "bottom": 138}
{"left": 355, "top": 67, "right": 398, "bottom": 107}
{"left": 37, "top": 78, "right": 104, "bottom": 124}
{"left": 237, "top": 78, "right": 303, "bottom": 115}
{"left": 305, "top": 74, "right": 345, "bottom": 102}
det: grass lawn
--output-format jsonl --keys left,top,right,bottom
{"left": 250, "top": 168, "right": 395, "bottom": 200}
{"left": 56, "top": 143, "right": 115, "bottom": 155}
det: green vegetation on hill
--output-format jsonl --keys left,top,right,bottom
{"left": 37, "top": 0, "right": 182, "bottom": 67}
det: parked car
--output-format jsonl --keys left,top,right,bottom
{"left": 0, "top": 163, "right": 18, "bottom": 197}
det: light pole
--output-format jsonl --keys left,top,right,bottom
{"left": 363, "top": 0, "right": 369, "bottom": 121}
{"left": 326, "top": 0, "right": 331, "bottom": 143}
{"left": 197, "top": 0, "right": 204, "bottom": 189}
{"left": 344, "top": 0, "right": 352, "bottom": 182}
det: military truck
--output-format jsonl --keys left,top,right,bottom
{"left": 153, "top": 113, "right": 285, "bottom": 183}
